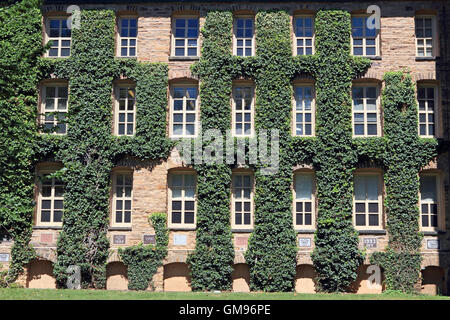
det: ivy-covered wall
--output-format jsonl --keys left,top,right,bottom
{"left": 0, "top": 0, "right": 445, "bottom": 293}
{"left": 0, "top": 0, "right": 43, "bottom": 284}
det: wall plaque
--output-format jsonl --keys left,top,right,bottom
{"left": 173, "top": 234, "right": 187, "bottom": 246}
{"left": 363, "top": 238, "right": 377, "bottom": 249}
{"left": 235, "top": 236, "right": 248, "bottom": 247}
{"left": 40, "top": 233, "right": 53, "bottom": 244}
{"left": 143, "top": 234, "right": 156, "bottom": 245}
{"left": 427, "top": 239, "right": 440, "bottom": 250}
{"left": 298, "top": 238, "right": 311, "bottom": 247}
{"left": 113, "top": 235, "right": 126, "bottom": 245}
{"left": 0, "top": 237, "right": 12, "bottom": 244}
{"left": 0, "top": 253, "right": 9, "bottom": 262}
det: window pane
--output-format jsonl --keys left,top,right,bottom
{"left": 420, "top": 176, "right": 437, "bottom": 201}
{"left": 54, "top": 211, "right": 63, "bottom": 222}
{"left": 295, "top": 174, "right": 312, "bottom": 200}
{"left": 41, "top": 211, "right": 51, "bottom": 222}
{"left": 355, "top": 214, "right": 365, "bottom": 226}
{"left": 354, "top": 176, "right": 366, "bottom": 201}
{"left": 172, "top": 212, "right": 181, "bottom": 224}
{"left": 366, "top": 176, "right": 379, "bottom": 200}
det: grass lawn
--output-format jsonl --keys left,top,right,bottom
{"left": 0, "top": 288, "right": 449, "bottom": 300}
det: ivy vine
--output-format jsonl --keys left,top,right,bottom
{"left": 119, "top": 213, "right": 168, "bottom": 290}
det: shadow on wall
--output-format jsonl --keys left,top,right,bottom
{"left": 26, "top": 259, "right": 56, "bottom": 289}
{"left": 106, "top": 261, "right": 128, "bottom": 290}
{"left": 163, "top": 262, "right": 191, "bottom": 292}
{"left": 421, "top": 266, "right": 445, "bottom": 295}
{"left": 295, "top": 264, "right": 317, "bottom": 293}
{"left": 348, "top": 264, "right": 384, "bottom": 294}
{"left": 232, "top": 263, "right": 250, "bottom": 292}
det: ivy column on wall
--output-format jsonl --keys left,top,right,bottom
{"left": 39, "top": 10, "right": 172, "bottom": 289}
{"left": 306, "top": 11, "right": 371, "bottom": 292}
{"left": 188, "top": 11, "right": 235, "bottom": 291}
{"left": 371, "top": 72, "right": 437, "bottom": 292}
{"left": 0, "top": 0, "right": 43, "bottom": 284}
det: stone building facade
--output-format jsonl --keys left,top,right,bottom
{"left": 0, "top": 0, "right": 449, "bottom": 295}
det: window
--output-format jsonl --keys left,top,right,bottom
{"left": 118, "top": 17, "right": 137, "bottom": 57}
{"left": 168, "top": 173, "right": 196, "bottom": 228}
{"left": 352, "top": 85, "right": 380, "bottom": 137}
{"left": 46, "top": 18, "right": 71, "bottom": 57}
{"left": 41, "top": 84, "right": 68, "bottom": 134}
{"left": 231, "top": 173, "right": 253, "bottom": 229}
{"left": 112, "top": 172, "right": 133, "bottom": 226}
{"left": 37, "top": 172, "right": 64, "bottom": 226}
{"left": 232, "top": 86, "right": 254, "bottom": 136}
{"left": 415, "top": 16, "right": 436, "bottom": 57}
{"left": 418, "top": 85, "right": 436, "bottom": 137}
{"left": 234, "top": 17, "right": 254, "bottom": 57}
{"left": 293, "top": 173, "right": 315, "bottom": 229}
{"left": 170, "top": 85, "right": 198, "bottom": 137}
{"left": 351, "top": 16, "right": 379, "bottom": 56}
{"left": 419, "top": 174, "right": 442, "bottom": 231}
{"left": 293, "top": 85, "right": 314, "bottom": 136}
{"left": 353, "top": 173, "right": 382, "bottom": 229}
{"left": 294, "top": 16, "right": 314, "bottom": 55}
{"left": 114, "top": 85, "right": 136, "bottom": 136}
{"left": 172, "top": 17, "right": 199, "bottom": 57}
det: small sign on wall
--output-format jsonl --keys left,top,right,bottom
{"left": 0, "top": 253, "right": 9, "bottom": 262}
{"left": 427, "top": 239, "right": 440, "bottom": 250}
{"left": 143, "top": 234, "right": 156, "bottom": 245}
{"left": 40, "top": 233, "right": 53, "bottom": 244}
{"left": 0, "top": 237, "right": 12, "bottom": 244}
{"left": 298, "top": 238, "right": 311, "bottom": 248}
{"left": 173, "top": 234, "right": 187, "bottom": 246}
{"left": 113, "top": 235, "right": 126, "bottom": 245}
{"left": 363, "top": 238, "right": 377, "bottom": 249}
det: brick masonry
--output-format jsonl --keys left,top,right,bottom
{"left": 2, "top": 0, "right": 448, "bottom": 294}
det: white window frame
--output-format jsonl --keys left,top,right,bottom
{"left": 233, "top": 16, "right": 255, "bottom": 57}
{"left": 45, "top": 16, "right": 71, "bottom": 58}
{"left": 114, "top": 85, "right": 136, "bottom": 136}
{"left": 36, "top": 170, "right": 64, "bottom": 227}
{"left": 352, "top": 83, "right": 381, "bottom": 137}
{"left": 351, "top": 15, "right": 380, "bottom": 57}
{"left": 232, "top": 85, "right": 255, "bottom": 137}
{"left": 353, "top": 172, "right": 383, "bottom": 230}
{"left": 171, "top": 16, "right": 200, "bottom": 57}
{"left": 417, "top": 84, "right": 438, "bottom": 138}
{"left": 169, "top": 84, "right": 199, "bottom": 138}
{"left": 293, "top": 84, "right": 315, "bottom": 136}
{"left": 293, "top": 172, "right": 316, "bottom": 230}
{"left": 231, "top": 172, "right": 254, "bottom": 230}
{"left": 40, "top": 83, "right": 69, "bottom": 135}
{"left": 117, "top": 16, "right": 138, "bottom": 57}
{"left": 293, "top": 15, "right": 315, "bottom": 56}
{"left": 415, "top": 15, "right": 437, "bottom": 58}
{"left": 419, "top": 172, "right": 444, "bottom": 232}
{"left": 111, "top": 171, "right": 133, "bottom": 227}
{"left": 168, "top": 172, "right": 197, "bottom": 229}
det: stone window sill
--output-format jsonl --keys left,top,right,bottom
{"left": 231, "top": 228, "right": 253, "bottom": 233}
{"left": 33, "top": 226, "right": 62, "bottom": 230}
{"left": 169, "top": 227, "right": 196, "bottom": 231}
{"left": 416, "top": 56, "right": 438, "bottom": 61}
{"left": 422, "top": 230, "right": 446, "bottom": 236}
{"left": 295, "top": 229, "right": 316, "bottom": 234}
{"left": 358, "top": 229, "right": 386, "bottom": 235}
{"left": 108, "top": 226, "right": 132, "bottom": 231}
{"left": 169, "top": 56, "right": 200, "bottom": 61}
